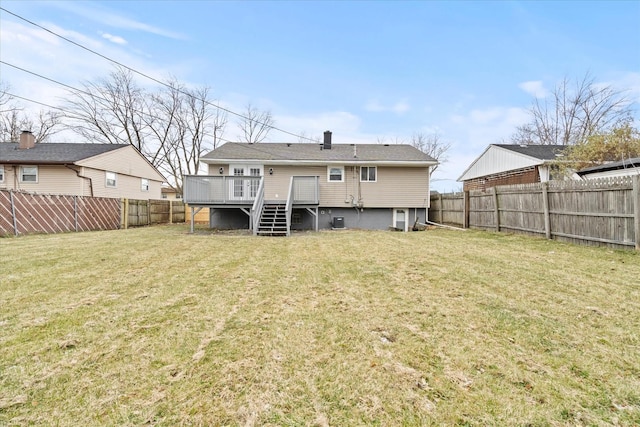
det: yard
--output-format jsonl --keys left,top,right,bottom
{"left": 1, "top": 225, "right": 639, "bottom": 426}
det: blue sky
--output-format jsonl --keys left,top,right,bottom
{"left": 1, "top": 0, "right": 639, "bottom": 191}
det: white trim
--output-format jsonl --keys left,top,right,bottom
{"left": 106, "top": 171, "right": 117, "bottom": 188}
{"left": 204, "top": 158, "right": 436, "bottom": 167}
{"left": 393, "top": 208, "right": 409, "bottom": 232}
{"left": 327, "top": 165, "right": 344, "bottom": 182}
{"left": 20, "top": 165, "right": 38, "bottom": 183}
{"left": 360, "top": 166, "right": 377, "bottom": 182}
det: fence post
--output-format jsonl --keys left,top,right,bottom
{"left": 147, "top": 200, "right": 151, "bottom": 226}
{"left": 542, "top": 182, "right": 551, "bottom": 240}
{"left": 169, "top": 200, "right": 173, "bottom": 224}
{"left": 123, "top": 198, "right": 129, "bottom": 229}
{"left": 463, "top": 191, "right": 470, "bottom": 229}
{"left": 634, "top": 175, "right": 639, "bottom": 251}
{"left": 492, "top": 186, "right": 500, "bottom": 232}
{"left": 9, "top": 190, "right": 18, "bottom": 236}
{"left": 438, "top": 193, "right": 443, "bottom": 224}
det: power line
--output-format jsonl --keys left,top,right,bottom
{"left": 0, "top": 6, "right": 316, "bottom": 143}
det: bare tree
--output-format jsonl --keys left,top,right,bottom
{"left": 409, "top": 131, "right": 451, "bottom": 176}
{"left": 237, "top": 103, "right": 274, "bottom": 143}
{"left": 63, "top": 67, "right": 226, "bottom": 190}
{"left": 512, "top": 73, "right": 633, "bottom": 145}
{"left": 146, "top": 80, "right": 225, "bottom": 192}
{"left": 296, "top": 130, "right": 320, "bottom": 144}
{"left": 1, "top": 81, "right": 62, "bottom": 142}
{"left": 64, "top": 67, "right": 149, "bottom": 150}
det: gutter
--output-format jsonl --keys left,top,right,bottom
{"left": 65, "top": 164, "right": 94, "bottom": 197}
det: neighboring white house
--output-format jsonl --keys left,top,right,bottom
{"left": 0, "top": 131, "right": 165, "bottom": 199}
{"left": 577, "top": 157, "right": 640, "bottom": 179}
{"left": 458, "top": 144, "right": 569, "bottom": 191}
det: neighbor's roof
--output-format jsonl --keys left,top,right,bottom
{"left": 577, "top": 157, "right": 640, "bottom": 176}
{"left": 458, "top": 144, "right": 569, "bottom": 181}
{"left": 201, "top": 142, "right": 437, "bottom": 165}
{"left": 493, "top": 144, "right": 569, "bottom": 160}
{"left": 0, "top": 142, "right": 127, "bottom": 164}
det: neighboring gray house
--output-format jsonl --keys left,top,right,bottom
{"left": 458, "top": 144, "right": 569, "bottom": 191}
{"left": 577, "top": 157, "right": 640, "bottom": 179}
{"left": 184, "top": 131, "right": 437, "bottom": 235}
{"left": 1, "top": 131, "right": 165, "bottom": 199}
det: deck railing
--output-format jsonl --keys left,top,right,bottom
{"left": 183, "top": 175, "right": 262, "bottom": 204}
{"left": 251, "top": 178, "right": 265, "bottom": 235}
{"left": 292, "top": 176, "right": 319, "bottom": 204}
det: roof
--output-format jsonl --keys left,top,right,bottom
{"left": 492, "top": 144, "right": 569, "bottom": 160}
{"left": 458, "top": 144, "right": 569, "bottom": 181}
{"left": 577, "top": 157, "right": 640, "bottom": 176}
{"left": 0, "top": 142, "right": 127, "bottom": 164}
{"left": 201, "top": 142, "right": 437, "bottom": 165}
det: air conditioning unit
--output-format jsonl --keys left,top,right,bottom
{"left": 332, "top": 216, "right": 345, "bottom": 229}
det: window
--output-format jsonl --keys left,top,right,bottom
{"left": 141, "top": 178, "right": 149, "bottom": 192}
{"left": 0, "top": 166, "right": 4, "bottom": 182}
{"left": 20, "top": 166, "right": 37, "bottom": 182}
{"left": 328, "top": 166, "right": 344, "bottom": 182}
{"left": 176, "top": 194, "right": 182, "bottom": 199}
{"left": 360, "top": 166, "right": 377, "bottom": 182}
{"left": 161, "top": 193, "right": 167, "bottom": 199}
{"left": 106, "top": 171, "right": 117, "bottom": 188}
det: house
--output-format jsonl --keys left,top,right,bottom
{"left": 576, "top": 157, "right": 640, "bottom": 179}
{"left": 161, "top": 184, "right": 182, "bottom": 200}
{"left": 1, "top": 131, "right": 165, "bottom": 199}
{"left": 458, "top": 144, "right": 569, "bottom": 191}
{"left": 183, "top": 131, "right": 437, "bottom": 235}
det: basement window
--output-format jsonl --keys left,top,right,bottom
{"left": 328, "top": 166, "right": 344, "bottom": 182}
{"left": 360, "top": 166, "right": 377, "bottom": 182}
{"left": 20, "top": 166, "right": 38, "bottom": 182}
{"left": 106, "top": 171, "right": 117, "bottom": 188}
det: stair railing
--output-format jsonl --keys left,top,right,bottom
{"left": 285, "top": 176, "right": 295, "bottom": 236}
{"left": 251, "top": 177, "right": 265, "bottom": 236}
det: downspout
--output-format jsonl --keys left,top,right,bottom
{"left": 65, "top": 164, "right": 94, "bottom": 196}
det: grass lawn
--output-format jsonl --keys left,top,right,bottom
{"left": 1, "top": 225, "right": 639, "bottom": 426}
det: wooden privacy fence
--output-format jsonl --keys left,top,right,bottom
{"left": 121, "top": 199, "right": 185, "bottom": 228}
{"left": 429, "top": 176, "right": 640, "bottom": 250}
{"left": 0, "top": 190, "right": 186, "bottom": 237}
{"left": 0, "top": 190, "right": 120, "bottom": 236}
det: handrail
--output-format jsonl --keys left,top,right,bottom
{"left": 251, "top": 177, "right": 265, "bottom": 235}
{"left": 285, "top": 176, "right": 295, "bottom": 236}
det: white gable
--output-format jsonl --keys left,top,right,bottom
{"left": 458, "top": 145, "right": 546, "bottom": 181}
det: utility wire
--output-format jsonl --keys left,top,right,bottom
{"left": 0, "top": 6, "right": 316, "bottom": 143}
{"left": 2, "top": 61, "right": 240, "bottom": 145}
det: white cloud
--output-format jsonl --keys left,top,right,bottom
{"left": 50, "top": 2, "right": 187, "bottom": 40}
{"left": 364, "top": 98, "right": 410, "bottom": 115}
{"left": 101, "top": 32, "right": 128, "bottom": 45}
{"left": 518, "top": 80, "right": 549, "bottom": 98}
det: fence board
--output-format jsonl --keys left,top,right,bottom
{"left": 430, "top": 177, "right": 638, "bottom": 250}
{"left": 0, "top": 190, "right": 121, "bottom": 236}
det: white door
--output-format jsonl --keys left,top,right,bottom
{"left": 229, "top": 165, "right": 262, "bottom": 200}
{"left": 394, "top": 209, "right": 408, "bottom": 232}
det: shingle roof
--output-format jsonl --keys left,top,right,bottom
{"left": 202, "top": 142, "right": 437, "bottom": 163}
{"left": 494, "top": 144, "right": 569, "bottom": 160}
{"left": 577, "top": 157, "right": 640, "bottom": 175}
{"left": 0, "top": 143, "right": 127, "bottom": 164}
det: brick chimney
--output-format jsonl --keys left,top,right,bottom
{"left": 19, "top": 131, "right": 35, "bottom": 149}
{"left": 323, "top": 130, "right": 332, "bottom": 150}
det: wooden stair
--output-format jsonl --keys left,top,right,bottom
{"left": 256, "top": 203, "right": 288, "bottom": 236}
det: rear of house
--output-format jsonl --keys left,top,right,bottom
{"left": 184, "top": 132, "right": 437, "bottom": 235}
